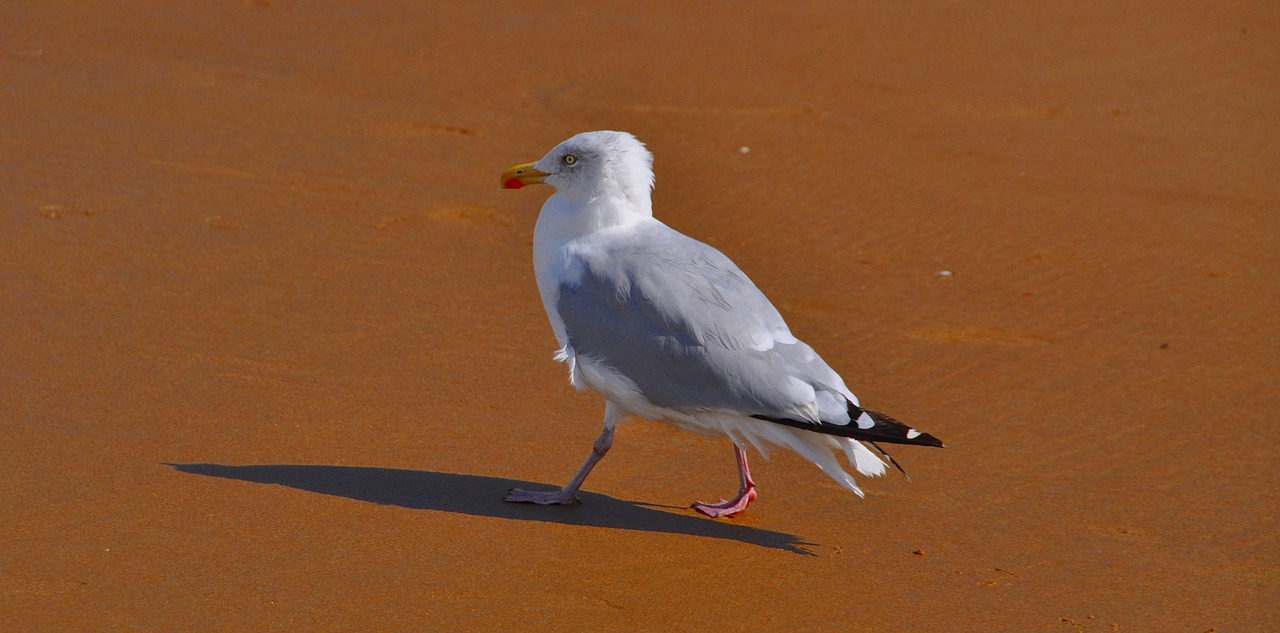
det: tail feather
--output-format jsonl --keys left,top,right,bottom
{"left": 866, "top": 441, "right": 911, "bottom": 480}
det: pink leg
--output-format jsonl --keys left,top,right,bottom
{"left": 692, "top": 444, "right": 757, "bottom": 518}
{"left": 505, "top": 425, "right": 614, "bottom": 505}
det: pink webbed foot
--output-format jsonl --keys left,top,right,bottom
{"left": 504, "top": 488, "right": 581, "bottom": 505}
{"left": 504, "top": 419, "right": 617, "bottom": 507}
{"left": 692, "top": 484, "right": 757, "bottom": 518}
{"left": 693, "top": 444, "right": 758, "bottom": 518}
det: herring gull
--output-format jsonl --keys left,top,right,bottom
{"left": 499, "top": 131, "right": 943, "bottom": 517}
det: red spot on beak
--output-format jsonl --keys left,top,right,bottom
{"left": 504, "top": 178, "right": 524, "bottom": 190}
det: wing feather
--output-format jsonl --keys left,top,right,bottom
{"left": 556, "top": 222, "right": 849, "bottom": 423}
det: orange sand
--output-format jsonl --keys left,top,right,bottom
{"left": 2, "top": 2, "right": 1276, "bottom": 630}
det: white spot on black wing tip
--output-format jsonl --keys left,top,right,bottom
{"left": 856, "top": 412, "right": 875, "bottom": 429}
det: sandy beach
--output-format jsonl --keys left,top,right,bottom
{"left": 2, "top": 2, "right": 1276, "bottom": 630}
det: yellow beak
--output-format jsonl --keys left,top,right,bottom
{"left": 500, "top": 162, "right": 549, "bottom": 190}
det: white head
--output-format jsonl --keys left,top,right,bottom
{"left": 501, "top": 131, "right": 654, "bottom": 215}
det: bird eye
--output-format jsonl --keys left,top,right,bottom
{"left": 563, "top": 154, "right": 578, "bottom": 166}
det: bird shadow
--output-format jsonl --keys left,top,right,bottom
{"left": 167, "top": 463, "right": 815, "bottom": 555}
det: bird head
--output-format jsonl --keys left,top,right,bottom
{"left": 501, "top": 131, "right": 654, "bottom": 212}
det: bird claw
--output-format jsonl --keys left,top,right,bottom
{"left": 504, "top": 488, "right": 580, "bottom": 505}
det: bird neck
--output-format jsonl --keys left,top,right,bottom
{"left": 539, "top": 190, "right": 651, "bottom": 239}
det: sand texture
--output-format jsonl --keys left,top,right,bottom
{"left": 2, "top": 2, "right": 1276, "bottom": 631}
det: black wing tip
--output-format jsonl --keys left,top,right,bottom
{"left": 849, "top": 404, "right": 945, "bottom": 447}
{"left": 876, "top": 429, "right": 945, "bottom": 448}
{"left": 751, "top": 408, "right": 946, "bottom": 448}
{"left": 916, "top": 433, "right": 946, "bottom": 448}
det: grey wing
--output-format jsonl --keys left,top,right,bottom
{"left": 556, "top": 228, "right": 847, "bottom": 420}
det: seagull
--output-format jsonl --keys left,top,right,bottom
{"left": 499, "top": 131, "right": 943, "bottom": 517}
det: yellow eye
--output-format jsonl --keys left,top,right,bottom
{"left": 563, "top": 154, "right": 578, "bottom": 166}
